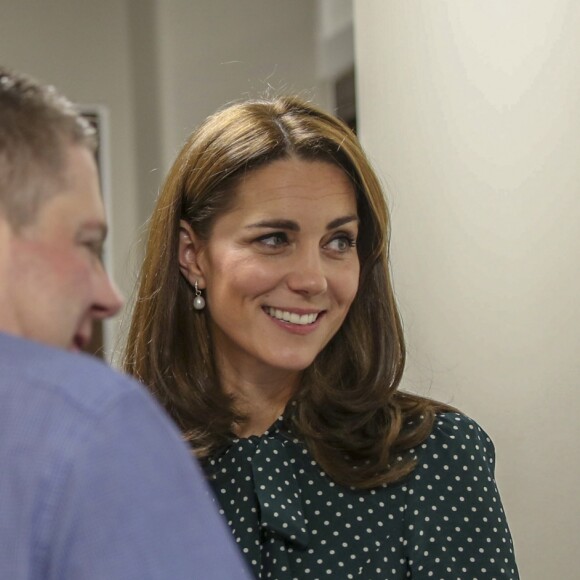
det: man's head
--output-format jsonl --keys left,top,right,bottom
{"left": 0, "top": 66, "right": 123, "bottom": 350}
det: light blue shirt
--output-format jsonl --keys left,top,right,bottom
{"left": 0, "top": 332, "right": 252, "bottom": 579}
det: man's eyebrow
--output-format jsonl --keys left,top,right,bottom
{"left": 77, "top": 221, "right": 108, "bottom": 239}
{"left": 245, "top": 215, "right": 359, "bottom": 233}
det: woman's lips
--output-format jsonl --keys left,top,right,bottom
{"left": 263, "top": 306, "right": 325, "bottom": 335}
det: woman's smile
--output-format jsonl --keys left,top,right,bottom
{"left": 263, "top": 306, "right": 322, "bottom": 325}
{"left": 263, "top": 306, "right": 325, "bottom": 334}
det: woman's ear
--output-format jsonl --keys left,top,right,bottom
{"left": 178, "top": 220, "right": 206, "bottom": 288}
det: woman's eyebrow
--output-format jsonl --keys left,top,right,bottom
{"left": 246, "top": 219, "right": 299, "bottom": 231}
{"left": 326, "top": 215, "right": 359, "bottom": 230}
{"left": 245, "top": 215, "right": 359, "bottom": 232}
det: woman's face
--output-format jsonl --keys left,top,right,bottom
{"left": 181, "top": 157, "right": 360, "bottom": 383}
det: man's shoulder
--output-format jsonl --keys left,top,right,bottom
{"left": 0, "top": 333, "right": 254, "bottom": 580}
{"left": 0, "top": 332, "right": 143, "bottom": 418}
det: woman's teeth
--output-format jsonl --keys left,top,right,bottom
{"left": 265, "top": 307, "right": 319, "bottom": 326}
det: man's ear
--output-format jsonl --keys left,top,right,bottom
{"left": 178, "top": 220, "right": 206, "bottom": 288}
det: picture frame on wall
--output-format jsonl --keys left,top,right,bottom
{"left": 77, "top": 105, "right": 114, "bottom": 360}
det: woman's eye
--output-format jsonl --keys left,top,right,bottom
{"left": 256, "top": 232, "right": 288, "bottom": 247}
{"left": 326, "top": 234, "right": 356, "bottom": 253}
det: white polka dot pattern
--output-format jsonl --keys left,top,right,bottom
{"left": 205, "top": 412, "right": 519, "bottom": 579}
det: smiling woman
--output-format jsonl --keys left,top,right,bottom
{"left": 176, "top": 157, "right": 360, "bottom": 427}
{"left": 123, "top": 97, "right": 519, "bottom": 579}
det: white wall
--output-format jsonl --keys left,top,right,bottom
{"left": 354, "top": 1, "right": 580, "bottom": 578}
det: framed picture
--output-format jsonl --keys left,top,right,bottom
{"left": 77, "top": 105, "right": 114, "bottom": 360}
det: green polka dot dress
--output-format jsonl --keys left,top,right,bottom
{"left": 204, "top": 412, "right": 519, "bottom": 579}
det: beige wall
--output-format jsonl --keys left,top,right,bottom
{"left": 317, "top": 0, "right": 354, "bottom": 94}
{"left": 354, "top": 1, "right": 580, "bottom": 578}
{"left": 155, "top": 0, "right": 319, "bottom": 172}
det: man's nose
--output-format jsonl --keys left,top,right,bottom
{"left": 93, "top": 271, "right": 124, "bottom": 319}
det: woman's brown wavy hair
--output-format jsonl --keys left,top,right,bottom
{"left": 123, "top": 96, "right": 451, "bottom": 488}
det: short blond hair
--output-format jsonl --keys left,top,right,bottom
{"left": 0, "top": 66, "right": 95, "bottom": 227}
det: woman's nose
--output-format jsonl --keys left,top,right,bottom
{"left": 285, "top": 250, "right": 327, "bottom": 296}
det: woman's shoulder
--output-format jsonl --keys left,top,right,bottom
{"left": 401, "top": 412, "right": 519, "bottom": 578}
{"left": 412, "top": 411, "right": 497, "bottom": 472}
{"left": 430, "top": 410, "right": 493, "bottom": 439}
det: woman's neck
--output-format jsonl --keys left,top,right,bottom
{"left": 233, "top": 389, "right": 291, "bottom": 438}
{"left": 217, "top": 361, "right": 299, "bottom": 438}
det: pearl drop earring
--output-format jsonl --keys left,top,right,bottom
{"left": 193, "top": 280, "right": 205, "bottom": 310}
